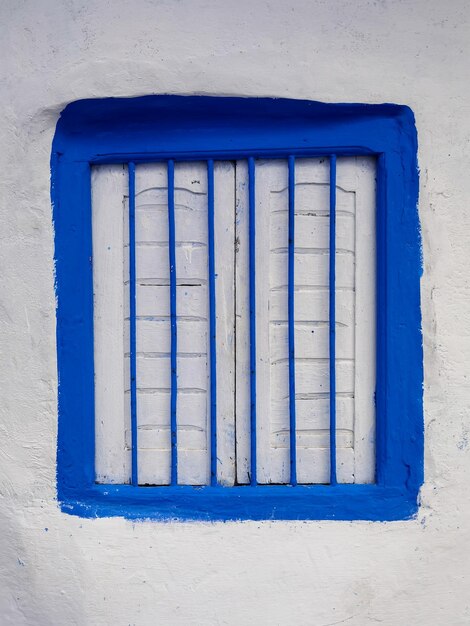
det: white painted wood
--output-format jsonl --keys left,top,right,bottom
{"left": 134, "top": 162, "right": 211, "bottom": 485}
{"left": 134, "top": 319, "right": 207, "bottom": 354}
{"left": 255, "top": 160, "right": 290, "bottom": 483}
{"left": 337, "top": 156, "right": 376, "bottom": 484}
{"left": 92, "top": 164, "right": 130, "bottom": 484}
{"left": 292, "top": 158, "right": 354, "bottom": 483}
{"left": 92, "top": 157, "right": 375, "bottom": 486}
{"left": 270, "top": 252, "right": 354, "bottom": 288}
{"left": 271, "top": 360, "right": 355, "bottom": 397}
{"left": 293, "top": 157, "right": 376, "bottom": 483}
{"left": 213, "top": 162, "right": 236, "bottom": 485}
{"left": 239, "top": 157, "right": 376, "bottom": 484}
{"left": 174, "top": 164, "right": 209, "bottom": 485}
{"left": 234, "top": 160, "right": 251, "bottom": 484}
{"left": 133, "top": 162, "right": 171, "bottom": 484}
{"left": 271, "top": 213, "right": 355, "bottom": 250}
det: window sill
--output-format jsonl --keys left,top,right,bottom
{"left": 58, "top": 483, "right": 419, "bottom": 522}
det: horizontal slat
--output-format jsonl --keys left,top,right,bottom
{"left": 290, "top": 157, "right": 329, "bottom": 185}
{"left": 297, "top": 447, "right": 355, "bottom": 484}
{"left": 134, "top": 319, "right": 207, "bottom": 353}
{"left": 269, "top": 184, "right": 355, "bottom": 215}
{"left": 256, "top": 447, "right": 354, "bottom": 485}
{"left": 133, "top": 206, "right": 207, "bottom": 244}
{"left": 176, "top": 450, "right": 209, "bottom": 485}
{"left": 271, "top": 396, "right": 354, "bottom": 431}
{"left": 137, "top": 448, "right": 209, "bottom": 486}
{"left": 126, "top": 244, "right": 207, "bottom": 281}
{"left": 137, "top": 449, "right": 169, "bottom": 485}
{"left": 135, "top": 161, "right": 207, "bottom": 193}
{"left": 270, "top": 288, "right": 354, "bottom": 325}
{"left": 270, "top": 251, "right": 354, "bottom": 289}
{"left": 131, "top": 284, "right": 208, "bottom": 318}
{"left": 270, "top": 360, "right": 354, "bottom": 399}
{"left": 126, "top": 426, "right": 206, "bottom": 451}
{"left": 270, "top": 323, "right": 354, "bottom": 360}
{"left": 133, "top": 354, "right": 208, "bottom": 391}
{"left": 271, "top": 213, "right": 355, "bottom": 251}
{"left": 126, "top": 391, "right": 207, "bottom": 426}
{"left": 272, "top": 429, "right": 353, "bottom": 449}
{"left": 135, "top": 187, "right": 208, "bottom": 211}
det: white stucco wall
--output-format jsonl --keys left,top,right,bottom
{"left": 1, "top": 1, "right": 469, "bottom": 624}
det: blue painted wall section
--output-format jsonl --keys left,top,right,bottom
{"left": 52, "top": 95, "right": 422, "bottom": 521}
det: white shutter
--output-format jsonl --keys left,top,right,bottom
{"left": 92, "top": 157, "right": 375, "bottom": 485}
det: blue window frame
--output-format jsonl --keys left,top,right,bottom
{"left": 52, "top": 95, "right": 423, "bottom": 521}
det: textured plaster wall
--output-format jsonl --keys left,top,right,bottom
{"left": 0, "top": 1, "right": 469, "bottom": 624}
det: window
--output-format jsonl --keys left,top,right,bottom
{"left": 53, "top": 96, "right": 423, "bottom": 520}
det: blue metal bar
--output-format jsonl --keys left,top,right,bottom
{"left": 248, "top": 157, "right": 257, "bottom": 486}
{"left": 128, "top": 162, "right": 138, "bottom": 486}
{"left": 329, "top": 155, "right": 337, "bottom": 485}
{"left": 288, "top": 156, "right": 297, "bottom": 486}
{"left": 168, "top": 160, "right": 178, "bottom": 485}
{"left": 207, "top": 160, "right": 217, "bottom": 486}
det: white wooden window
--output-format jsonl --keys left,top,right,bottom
{"left": 92, "top": 157, "right": 376, "bottom": 486}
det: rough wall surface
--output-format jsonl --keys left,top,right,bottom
{"left": 0, "top": 1, "right": 469, "bottom": 624}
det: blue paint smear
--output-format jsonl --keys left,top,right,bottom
{"left": 52, "top": 95, "right": 422, "bottom": 522}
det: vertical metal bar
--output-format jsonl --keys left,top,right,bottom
{"left": 168, "top": 160, "right": 178, "bottom": 485}
{"left": 207, "top": 160, "right": 217, "bottom": 486}
{"left": 128, "top": 162, "right": 138, "bottom": 486}
{"left": 288, "top": 156, "right": 297, "bottom": 486}
{"left": 329, "top": 155, "right": 337, "bottom": 485}
{"left": 248, "top": 157, "right": 257, "bottom": 486}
